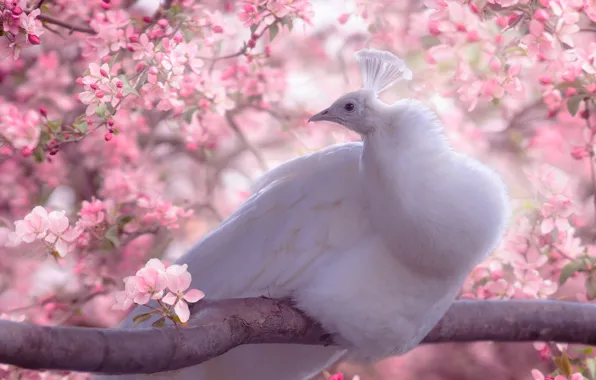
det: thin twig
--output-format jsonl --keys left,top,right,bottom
{"left": 224, "top": 111, "right": 268, "bottom": 171}
{"left": 37, "top": 14, "right": 96, "bottom": 35}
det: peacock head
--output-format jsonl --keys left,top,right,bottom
{"left": 308, "top": 48, "right": 412, "bottom": 136}
{"left": 308, "top": 89, "right": 379, "bottom": 135}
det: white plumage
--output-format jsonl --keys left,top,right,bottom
{"left": 96, "top": 49, "right": 509, "bottom": 380}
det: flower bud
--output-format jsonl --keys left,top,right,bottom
{"left": 534, "top": 9, "right": 549, "bottom": 22}
{"left": 28, "top": 34, "right": 41, "bottom": 45}
{"left": 539, "top": 76, "right": 552, "bottom": 85}
{"left": 571, "top": 146, "right": 588, "bottom": 160}
{"left": 565, "top": 87, "right": 577, "bottom": 97}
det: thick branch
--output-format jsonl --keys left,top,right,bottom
{"left": 1, "top": 299, "right": 595, "bottom": 375}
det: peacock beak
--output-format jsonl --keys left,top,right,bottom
{"left": 308, "top": 108, "right": 331, "bottom": 123}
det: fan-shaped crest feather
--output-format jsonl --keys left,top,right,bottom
{"left": 354, "top": 48, "right": 412, "bottom": 94}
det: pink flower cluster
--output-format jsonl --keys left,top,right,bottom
{"left": 3, "top": 206, "right": 81, "bottom": 257}
{"left": 77, "top": 62, "right": 122, "bottom": 117}
{"left": 239, "top": 0, "right": 314, "bottom": 26}
{"left": 113, "top": 258, "right": 205, "bottom": 323}
{"left": 137, "top": 196, "right": 194, "bottom": 230}
{"left": 532, "top": 369, "right": 584, "bottom": 380}
{"left": 1, "top": 3, "right": 44, "bottom": 59}
{"left": 0, "top": 103, "right": 41, "bottom": 154}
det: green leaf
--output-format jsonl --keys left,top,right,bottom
{"left": 73, "top": 121, "right": 88, "bottom": 134}
{"left": 33, "top": 146, "right": 45, "bottom": 163}
{"left": 118, "top": 75, "right": 140, "bottom": 97}
{"left": 95, "top": 103, "right": 107, "bottom": 118}
{"left": 132, "top": 312, "right": 153, "bottom": 327}
{"left": 419, "top": 35, "right": 440, "bottom": 47}
{"left": 567, "top": 95, "right": 583, "bottom": 116}
{"left": 170, "top": 4, "right": 181, "bottom": 14}
{"left": 554, "top": 350, "right": 572, "bottom": 376}
{"left": 47, "top": 120, "right": 62, "bottom": 133}
{"left": 559, "top": 262, "right": 579, "bottom": 285}
{"left": 269, "top": 23, "right": 279, "bottom": 41}
{"left": 504, "top": 46, "right": 528, "bottom": 56}
{"left": 555, "top": 80, "right": 581, "bottom": 91}
{"left": 112, "top": 128, "right": 119, "bottom": 135}
{"left": 172, "top": 314, "right": 183, "bottom": 324}
{"left": 152, "top": 317, "right": 166, "bottom": 328}
{"left": 104, "top": 225, "right": 120, "bottom": 248}
{"left": 116, "top": 215, "right": 133, "bottom": 226}
{"left": 39, "top": 130, "right": 51, "bottom": 145}
{"left": 250, "top": 24, "right": 258, "bottom": 35}
{"left": 108, "top": 53, "right": 120, "bottom": 68}
{"left": 586, "top": 277, "right": 596, "bottom": 300}
{"left": 551, "top": 228, "right": 559, "bottom": 243}
{"left": 280, "top": 16, "right": 294, "bottom": 31}
{"left": 586, "top": 358, "right": 596, "bottom": 380}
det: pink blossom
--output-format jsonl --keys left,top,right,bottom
{"left": 238, "top": 4, "right": 260, "bottom": 27}
{"left": 18, "top": 9, "right": 44, "bottom": 42}
{"left": 133, "top": 258, "right": 168, "bottom": 303}
{"left": 43, "top": 210, "right": 81, "bottom": 257}
{"left": 162, "top": 264, "right": 205, "bottom": 323}
{"left": 12, "top": 206, "right": 49, "bottom": 243}
{"left": 131, "top": 34, "right": 155, "bottom": 61}
{"left": 0, "top": 106, "right": 41, "bottom": 151}
{"left": 77, "top": 198, "right": 107, "bottom": 229}
{"left": 137, "top": 196, "right": 193, "bottom": 229}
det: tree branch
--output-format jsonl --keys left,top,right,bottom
{"left": 1, "top": 299, "right": 596, "bottom": 375}
{"left": 37, "top": 14, "right": 97, "bottom": 35}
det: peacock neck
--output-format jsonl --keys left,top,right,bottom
{"left": 358, "top": 102, "right": 453, "bottom": 272}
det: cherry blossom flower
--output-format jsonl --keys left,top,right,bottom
{"left": 0, "top": 106, "right": 41, "bottom": 151}
{"left": 238, "top": 4, "right": 261, "bottom": 27}
{"left": 131, "top": 34, "right": 155, "bottom": 61}
{"left": 162, "top": 264, "right": 205, "bottom": 323}
{"left": 43, "top": 211, "right": 81, "bottom": 257}
{"left": 133, "top": 258, "right": 168, "bottom": 303}
{"left": 12, "top": 206, "right": 49, "bottom": 243}
{"left": 77, "top": 198, "right": 107, "bottom": 229}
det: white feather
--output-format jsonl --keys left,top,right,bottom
{"left": 354, "top": 48, "right": 412, "bottom": 94}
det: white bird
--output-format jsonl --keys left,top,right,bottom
{"left": 96, "top": 49, "right": 509, "bottom": 380}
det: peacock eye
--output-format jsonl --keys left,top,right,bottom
{"left": 344, "top": 103, "right": 355, "bottom": 112}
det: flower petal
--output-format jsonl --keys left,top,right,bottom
{"left": 183, "top": 289, "right": 205, "bottom": 303}
{"left": 162, "top": 292, "right": 177, "bottom": 305}
{"left": 174, "top": 300, "right": 190, "bottom": 323}
{"left": 48, "top": 210, "right": 69, "bottom": 234}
